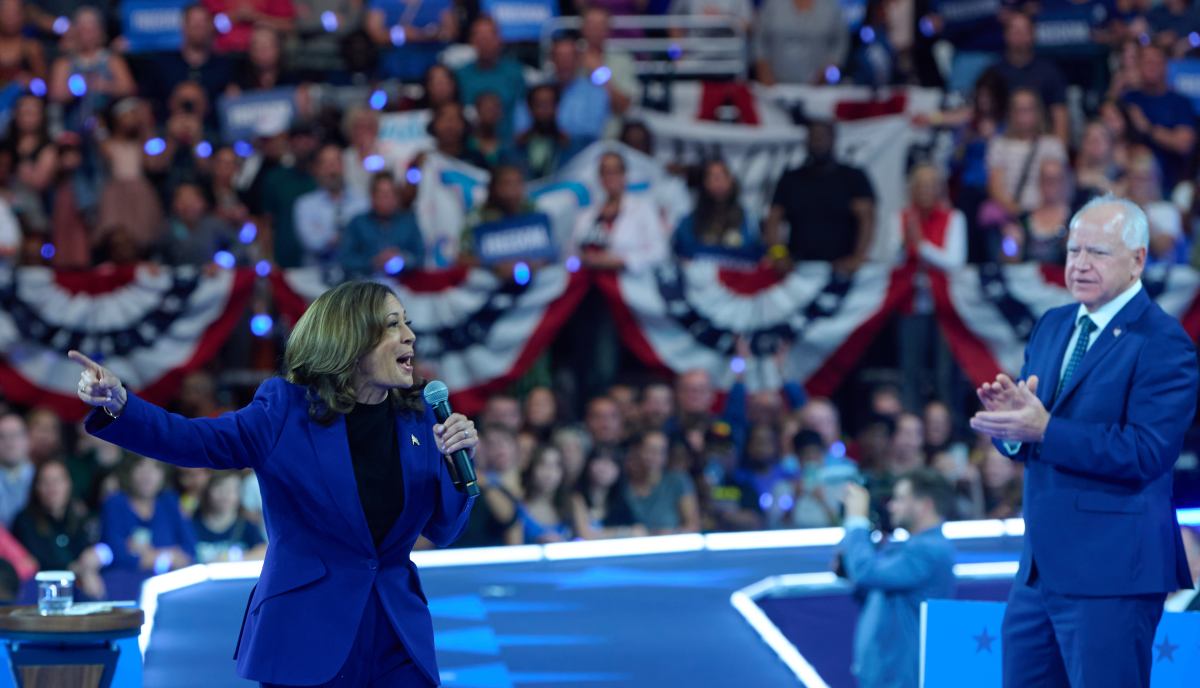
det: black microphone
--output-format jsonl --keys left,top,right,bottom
{"left": 422, "top": 381, "right": 480, "bottom": 497}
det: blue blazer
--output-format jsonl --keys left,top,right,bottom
{"left": 839, "top": 525, "right": 956, "bottom": 688}
{"left": 85, "top": 377, "right": 475, "bottom": 685}
{"left": 999, "top": 288, "right": 1196, "bottom": 596}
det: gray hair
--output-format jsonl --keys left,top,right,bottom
{"left": 1068, "top": 194, "right": 1149, "bottom": 251}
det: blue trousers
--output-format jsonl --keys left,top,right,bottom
{"left": 1001, "top": 566, "right": 1164, "bottom": 688}
{"left": 262, "top": 589, "right": 432, "bottom": 688}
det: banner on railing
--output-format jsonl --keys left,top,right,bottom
{"left": 269, "top": 265, "right": 590, "bottom": 412}
{"left": 7, "top": 262, "right": 1200, "bottom": 419}
{"left": 931, "top": 263, "right": 1200, "bottom": 386}
{"left": 0, "top": 265, "right": 254, "bottom": 418}
{"left": 596, "top": 261, "right": 915, "bottom": 397}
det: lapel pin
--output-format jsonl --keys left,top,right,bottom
{"left": 1113, "top": 328, "right": 1122, "bottom": 337}
{"left": 411, "top": 434, "right": 420, "bottom": 446}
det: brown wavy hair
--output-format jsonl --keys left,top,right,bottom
{"left": 283, "top": 280, "right": 425, "bottom": 425}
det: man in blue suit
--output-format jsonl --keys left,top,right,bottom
{"left": 971, "top": 195, "right": 1197, "bottom": 688}
{"left": 837, "top": 470, "right": 957, "bottom": 688}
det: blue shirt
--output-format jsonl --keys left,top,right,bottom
{"left": 370, "top": 0, "right": 450, "bottom": 80}
{"left": 338, "top": 211, "right": 426, "bottom": 277}
{"left": 672, "top": 210, "right": 763, "bottom": 262}
{"left": 839, "top": 523, "right": 957, "bottom": 688}
{"left": 101, "top": 490, "right": 197, "bottom": 571}
{"left": 455, "top": 57, "right": 527, "bottom": 140}
{"left": 1121, "top": 89, "right": 1196, "bottom": 192}
{"left": 557, "top": 78, "right": 611, "bottom": 143}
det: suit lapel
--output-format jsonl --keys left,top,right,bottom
{"left": 307, "top": 415, "right": 376, "bottom": 554}
{"left": 1038, "top": 309, "right": 1076, "bottom": 409}
{"left": 1051, "top": 290, "right": 1149, "bottom": 411}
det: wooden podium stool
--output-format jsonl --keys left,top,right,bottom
{"left": 0, "top": 607, "right": 144, "bottom": 688}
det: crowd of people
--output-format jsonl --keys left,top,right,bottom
{"left": 1, "top": 0, "right": 1200, "bottom": 600}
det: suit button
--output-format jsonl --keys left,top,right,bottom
{"left": 368, "top": 559, "right": 378, "bottom": 571}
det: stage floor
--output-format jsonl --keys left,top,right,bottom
{"left": 142, "top": 532, "right": 1023, "bottom": 688}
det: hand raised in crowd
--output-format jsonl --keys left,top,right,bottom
{"left": 68, "top": 350, "right": 127, "bottom": 417}
{"left": 843, "top": 482, "right": 871, "bottom": 520}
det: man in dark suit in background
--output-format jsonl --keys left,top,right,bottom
{"left": 971, "top": 195, "right": 1198, "bottom": 688}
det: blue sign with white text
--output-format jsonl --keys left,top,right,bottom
{"left": 473, "top": 213, "right": 556, "bottom": 266}
{"left": 1168, "top": 60, "right": 1200, "bottom": 115}
{"left": 121, "top": 0, "right": 190, "bottom": 53}
{"left": 482, "top": 0, "right": 558, "bottom": 41}
{"left": 218, "top": 88, "right": 297, "bottom": 142}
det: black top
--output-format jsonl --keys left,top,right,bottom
{"left": 993, "top": 56, "right": 1067, "bottom": 108}
{"left": 772, "top": 162, "right": 875, "bottom": 262}
{"left": 345, "top": 401, "right": 405, "bottom": 547}
{"left": 11, "top": 508, "right": 97, "bottom": 571}
{"left": 194, "top": 516, "right": 267, "bottom": 564}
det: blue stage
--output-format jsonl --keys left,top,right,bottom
{"left": 138, "top": 525, "right": 1028, "bottom": 688}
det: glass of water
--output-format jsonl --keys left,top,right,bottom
{"left": 36, "top": 571, "right": 75, "bottom": 615}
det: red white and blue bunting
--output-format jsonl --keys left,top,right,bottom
{"left": 0, "top": 265, "right": 254, "bottom": 418}
{"left": 5, "top": 261, "right": 1200, "bottom": 419}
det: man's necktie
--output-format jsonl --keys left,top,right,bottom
{"left": 1056, "top": 315, "right": 1096, "bottom": 399}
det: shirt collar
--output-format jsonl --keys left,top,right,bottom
{"left": 1075, "top": 279, "right": 1142, "bottom": 332}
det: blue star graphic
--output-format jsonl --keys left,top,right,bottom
{"left": 1155, "top": 635, "right": 1178, "bottom": 663}
{"left": 973, "top": 627, "right": 995, "bottom": 653}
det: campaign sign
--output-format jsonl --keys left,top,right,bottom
{"left": 1168, "top": 60, "right": 1200, "bottom": 115}
{"left": 482, "top": 0, "right": 557, "bottom": 42}
{"left": 121, "top": 0, "right": 190, "bottom": 54}
{"left": 473, "top": 212, "right": 557, "bottom": 266}
{"left": 218, "top": 88, "right": 297, "bottom": 142}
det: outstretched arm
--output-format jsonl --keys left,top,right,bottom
{"left": 71, "top": 351, "right": 286, "bottom": 472}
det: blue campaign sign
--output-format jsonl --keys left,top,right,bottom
{"left": 936, "top": 0, "right": 1003, "bottom": 27}
{"left": 921, "top": 599, "right": 1004, "bottom": 688}
{"left": 1034, "top": 2, "right": 1108, "bottom": 56}
{"left": 482, "top": 0, "right": 558, "bottom": 42}
{"left": 473, "top": 212, "right": 557, "bottom": 266}
{"left": 121, "top": 0, "right": 191, "bottom": 54}
{"left": 922, "top": 599, "right": 1200, "bottom": 688}
{"left": 839, "top": 0, "right": 866, "bottom": 29}
{"left": 369, "top": 0, "right": 452, "bottom": 28}
{"left": 218, "top": 88, "right": 297, "bottom": 142}
{"left": 1168, "top": 60, "right": 1200, "bottom": 116}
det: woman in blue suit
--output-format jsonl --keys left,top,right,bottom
{"left": 69, "top": 280, "right": 478, "bottom": 687}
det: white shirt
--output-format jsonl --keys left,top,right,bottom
{"left": 570, "top": 194, "right": 669, "bottom": 273}
{"left": 1003, "top": 279, "right": 1143, "bottom": 455}
{"left": 294, "top": 188, "right": 370, "bottom": 265}
{"left": 1058, "top": 279, "right": 1143, "bottom": 383}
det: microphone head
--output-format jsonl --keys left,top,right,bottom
{"left": 423, "top": 380, "right": 449, "bottom": 406}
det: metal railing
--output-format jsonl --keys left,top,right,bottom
{"left": 540, "top": 14, "right": 749, "bottom": 81}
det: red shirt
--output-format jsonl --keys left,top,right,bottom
{"left": 203, "top": 0, "right": 295, "bottom": 54}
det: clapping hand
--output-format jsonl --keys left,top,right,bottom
{"left": 843, "top": 483, "right": 871, "bottom": 520}
{"left": 68, "top": 350, "right": 127, "bottom": 417}
{"left": 970, "top": 374, "right": 1050, "bottom": 443}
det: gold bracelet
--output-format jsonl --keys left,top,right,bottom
{"left": 768, "top": 244, "right": 790, "bottom": 260}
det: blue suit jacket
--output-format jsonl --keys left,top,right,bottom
{"left": 839, "top": 525, "right": 956, "bottom": 688}
{"left": 85, "top": 377, "right": 475, "bottom": 685}
{"left": 999, "top": 288, "right": 1196, "bottom": 596}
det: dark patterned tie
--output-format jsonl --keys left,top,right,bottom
{"left": 1056, "top": 315, "right": 1096, "bottom": 399}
